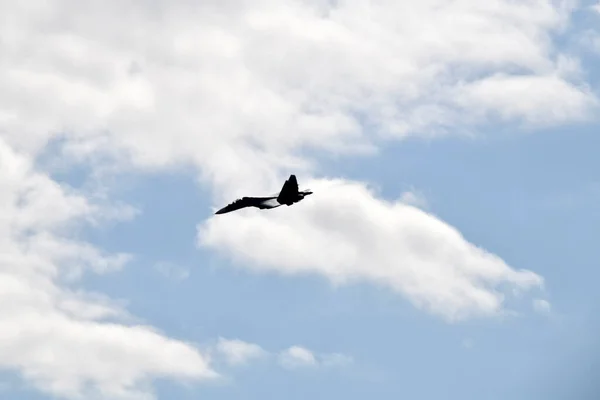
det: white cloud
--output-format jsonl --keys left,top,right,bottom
{"left": 278, "top": 346, "right": 318, "bottom": 369}
{"left": 213, "top": 339, "right": 351, "bottom": 371}
{"left": 399, "top": 190, "right": 429, "bottom": 209}
{"left": 0, "top": 140, "right": 217, "bottom": 399}
{"left": 455, "top": 73, "right": 596, "bottom": 126}
{"left": 215, "top": 338, "right": 266, "bottom": 366}
{"left": 533, "top": 298, "right": 552, "bottom": 315}
{"left": 199, "top": 178, "right": 544, "bottom": 322}
{"left": 0, "top": 0, "right": 595, "bottom": 199}
{"left": 277, "top": 346, "right": 353, "bottom": 370}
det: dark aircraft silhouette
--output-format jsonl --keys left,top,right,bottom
{"left": 215, "top": 174, "right": 313, "bottom": 215}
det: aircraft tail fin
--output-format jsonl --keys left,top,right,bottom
{"left": 277, "top": 174, "right": 299, "bottom": 204}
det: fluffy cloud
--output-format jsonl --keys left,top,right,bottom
{"left": 0, "top": 140, "right": 217, "bottom": 400}
{"left": 279, "top": 346, "right": 318, "bottom": 369}
{"left": 277, "top": 345, "right": 353, "bottom": 369}
{"left": 0, "top": 0, "right": 595, "bottom": 196}
{"left": 454, "top": 71, "right": 596, "bottom": 126}
{"left": 213, "top": 339, "right": 351, "bottom": 371}
{"left": 399, "top": 190, "right": 429, "bottom": 209}
{"left": 199, "top": 180, "right": 544, "bottom": 322}
{"left": 215, "top": 338, "right": 267, "bottom": 366}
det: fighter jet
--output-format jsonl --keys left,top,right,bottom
{"left": 214, "top": 174, "right": 313, "bottom": 215}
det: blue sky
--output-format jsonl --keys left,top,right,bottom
{"left": 1, "top": 1, "right": 600, "bottom": 400}
{"left": 83, "top": 123, "right": 598, "bottom": 400}
{"left": 28, "top": 114, "right": 597, "bottom": 400}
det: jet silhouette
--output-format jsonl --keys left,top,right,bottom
{"left": 214, "top": 174, "right": 313, "bottom": 215}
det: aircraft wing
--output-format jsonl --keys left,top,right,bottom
{"left": 215, "top": 196, "right": 278, "bottom": 214}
